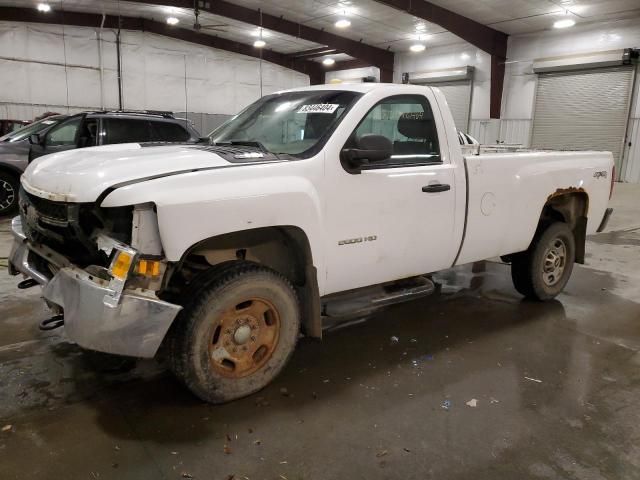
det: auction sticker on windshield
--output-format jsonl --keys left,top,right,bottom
{"left": 297, "top": 104, "right": 340, "bottom": 114}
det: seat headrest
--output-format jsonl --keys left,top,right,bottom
{"left": 397, "top": 112, "right": 432, "bottom": 139}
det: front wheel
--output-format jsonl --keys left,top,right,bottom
{"left": 511, "top": 222, "right": 576, "bottom": 301}
{"left": 167, "top": 262, "right": 300, "bottom": 403}
{"left": 0, "top": 171, "right": 19, "bottom": 216}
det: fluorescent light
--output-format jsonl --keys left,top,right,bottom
{"left": 335, "top": 19, "right": 351, "bottom": 28}
{"left": 166, "top": 16, "right": 179, "bottom": 25}
{"left": 553, "top": 18, "right": 576, "bottom": 29}
{"left": 413, "top": 33, "right": 431, "bottom": 41}
{"left": 254, "top": 39, "right": 266, "bottom": 48}
{"left": 37, "top": 3, "right": 51, "bottom": 12}
{"left": 461, "top": 53, "right": 470, "bottom": 60}
{"left": 322, "top": 58, "right": 336, "bottom": 66}
{"left": 410, "top": 44, "right": 426, "bottom": 52}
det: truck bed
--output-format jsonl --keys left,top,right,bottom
{"left": 455, "top": 150, "right": 613, "bottom": 266}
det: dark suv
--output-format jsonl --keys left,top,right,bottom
{"left": 0, "top": 111, "right": 200, "bottom": 216}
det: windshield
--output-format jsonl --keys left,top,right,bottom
{"left": 210, "top": 90, "right": 361, "bottom": 157}
{"left": 0, "top": 116, "right": 67, "bottom": 143}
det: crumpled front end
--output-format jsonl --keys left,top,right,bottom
{"left": 8, "top": 213, "right": 182, "bottom": 359}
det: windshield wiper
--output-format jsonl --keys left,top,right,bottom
{"left": 215, "top": 140, "right": 269, "bottom": 153}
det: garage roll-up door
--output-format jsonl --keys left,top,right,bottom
{"left": 531, "top": 66, "right": 634, "bottom": 167}
{"left": 410, "top": 79, "right": 472, "bottom": 132}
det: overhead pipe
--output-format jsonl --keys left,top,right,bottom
{"left": 115, "top": 18, "right": 123, "bottom": 110}
{"left": 97, "top": 13, "right": 105, "bottom": 110}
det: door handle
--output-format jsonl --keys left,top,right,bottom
{"left": 422, "top": 183, "right": 450, "bottom": 193}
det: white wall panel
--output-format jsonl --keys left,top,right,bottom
{"left": 28, "top": 63, "right": 68, "bottom": 105}
{"left": 0, "top": 21, "right": 308, "bottom": 121}
{"left": 469, "top": 119, "right": 500, "bottom": 145}
{"left": 0, "top": 59, "right": 28, "bottom": 103}
{"left": 499, "top": 119, "right": 532, "bottom": 146}
{"left": 66, "top": 68, "right": 102, "bottom": 108}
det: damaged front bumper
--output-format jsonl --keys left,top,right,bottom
{"left": 8, "top": 217, "right": 182, "bottom": 358}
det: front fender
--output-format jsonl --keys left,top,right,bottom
{"left": 101, "top": 160, "right": 326, "bottom": 292}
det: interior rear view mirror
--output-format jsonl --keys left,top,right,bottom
{"left": 340, "top": 134, "right": 392, "bottom": 172}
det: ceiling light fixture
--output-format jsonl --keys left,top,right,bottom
{"left": 410, "top": 44, "right": 426, "bottom": 53}
{"left": 36, "top": 3, "right": 51, "bottom": 12}
{"left": 166, "top": 16, "right": 179, "bottom": 25}
{"left": 254, "top": 39, "right": 266, "bottom": 48}
{"left": 335, "top": 18, "right": 351, "bottom": 28}
{"left": 553, "top": 18, "right": 576, "bottom": 29}
{"left": 323, "top": 58, "right": 336, "bottom": 66}
{"left": 413, "top": 33, "right": 431, "bottom": 41}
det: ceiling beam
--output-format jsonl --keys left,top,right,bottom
{"left": 324, "top": 59, "right": 372, "bottom": 72}
{"left": 371, "top": 0, "right": 507, "bottom": 57}
{"left": 372, "top": 0, "right": 508, "bottom": 118}
{"left": 122, "top": 0, "right": 395, "bottom": 71}
{"left": 288, "top": 47, "right": 339, "bottom": 59}
{"left": 0, "top": 7, "right": 323, "bottom": 83}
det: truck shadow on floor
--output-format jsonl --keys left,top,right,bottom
{"left": 3, "top": 261, "right": 627, "bottom": 446}
{"left": 73, "top": 262, "right": 594, "bottom": 442}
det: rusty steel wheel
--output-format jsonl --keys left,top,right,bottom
{"left": 511, "top": 222, "right": 575, "bottom": 301}
{"left": 168, "top": 262, "right": 300, "bottom": 404}
{"left": 208, "top": 297, "right": 281, "bottom": 378}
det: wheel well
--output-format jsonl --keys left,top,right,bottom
{"left": 0, "top": 164, "right": 22, "bottom": 181}
{"left": 165, "top": 226, "right": 322, "bottom": 338}
{"left": 540, "top": 191, "right": 589, "bottom": 264}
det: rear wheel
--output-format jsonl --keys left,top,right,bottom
{"left": 168, "top": 262, "right": 300, "bottom": 403}
{"left": 511, "top": 222, "right": 575, "bottom": 301}
{"left": 0, "top": 171, "right": 19, "bottom": 216}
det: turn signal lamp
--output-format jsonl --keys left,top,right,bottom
{"left": 136, "top": 259, "right": 162, "bottom": 277}
{"left": 109, "top": 251, "right": 134, "bottom": 280}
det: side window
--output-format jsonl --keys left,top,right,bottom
{"left": 45, "top": 116, "right": 83, "bottom": 147}
{"left": 150, "top": 121, "right": 191, "bottom": 142}
{"left": 350, "top": 94, "right": 441, "bottom": 167}
{"left": 104, "top": 119, "right": 152, "bottom": 144}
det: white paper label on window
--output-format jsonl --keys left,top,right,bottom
{"left": 297, "top": 104, "right": 339, "bottom": 114}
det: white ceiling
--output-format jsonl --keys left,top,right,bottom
{"left": 2, "top": 0, "right": 640, "bottom": 61}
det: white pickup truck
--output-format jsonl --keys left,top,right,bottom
{"left": 9, "top": 83, "right": 614, "bottom": 403}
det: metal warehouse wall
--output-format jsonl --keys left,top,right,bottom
{"left": 0, "top": 22, "right": 309, "bottom": 133}
{"left": 391, "top": 17, "right": 640, "bottom": 182}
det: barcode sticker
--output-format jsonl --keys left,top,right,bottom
{"left": 297, "top": 104, "right": 339, "bottom": 114}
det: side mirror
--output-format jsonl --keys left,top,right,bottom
{"left": 29, "top": 133, "right": 41, "bottom": 145}
{"left": 197, "top": 136, "right": 211, "bottom": 144}
{"left": 340, "top": 134, "right": 392, "bottom": 171}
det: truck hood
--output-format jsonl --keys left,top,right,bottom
{"left": 21, "top": 143, "right": 270, "bottom": 203}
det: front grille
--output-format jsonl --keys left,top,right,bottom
{"left": 22, "top": 190, "right": 69, "bottom": 224}
{"left": 19, "top": 188, "right": 106, "bottom": 267}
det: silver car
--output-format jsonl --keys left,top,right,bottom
{"left": 0, "top": 115, "right": 68, "bottom": 216}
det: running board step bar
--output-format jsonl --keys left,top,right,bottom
{"left": 322, "top": 276, "right": 436, "bottom": 317}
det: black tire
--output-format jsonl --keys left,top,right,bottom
{"left": 510, "top": 222, "right": 576, "bottom": 301}
{"left": 167, "top": 261, "right": 300, "bottom": 403}
{"left": 0, "top": 171, "right": 19, "bottom": 216}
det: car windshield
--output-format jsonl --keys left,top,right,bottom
{"left": 0, "top": 116, "right": 67, "bottom": 143}
{"left": 210, "top": 90, "right": 361, "bottom": 157}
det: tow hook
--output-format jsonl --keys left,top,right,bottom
{"left": 39, "top": 315, "right": 64, "bottom": 331}
{"left": 17, "top": 278, "right": 39, "bottom": 289}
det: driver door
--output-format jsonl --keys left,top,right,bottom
{"left": 323, "top": 93, "right": 458, "bottom": 294}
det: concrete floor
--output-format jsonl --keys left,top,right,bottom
{"left": 0, "top": 184, "right": 639, "bottom": 480}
